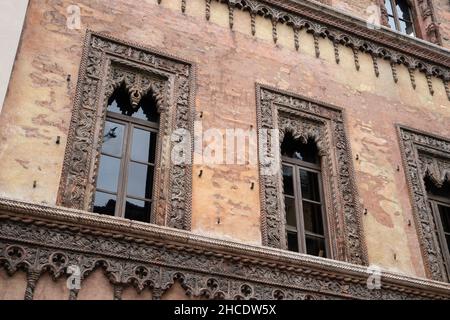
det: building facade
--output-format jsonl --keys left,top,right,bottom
{"left": 0, "top": 0, "right": 449, "bottom": 299}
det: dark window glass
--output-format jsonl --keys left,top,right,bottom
{"left": 300, "top": 170, "right": 320, "bottom": 202}
{"left": 303, "top": 201, "right": 324, "bottom": 235}
{"left": 287, "top": 232, "right": 299, "bottom": 252}
{"left": 282, "top": 165, "right": 294, "bottom": 196}
{"left": 96, "top": 155, "right": 121, "bottom": 193}
{"left": 127, "top": 162, "right": 154, "bottom": 199}
{"left": 306, "top": 235, "right": 326, "bottom": 257}
{"left": 125, "top": 198, "right": 152, "bottom": 222}
{"left": 93, "top": 192, "right": 116, "bottom": 216}
{"left": 281, "top": 132, "right": 319, "bottom": 164}
{"left": 438, "top": 205, "right": 450, "bottom": 233}
{"left": 285, "top": 197, "right": 297, "bottom": 228}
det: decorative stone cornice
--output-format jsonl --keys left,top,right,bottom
{"left": 162, "top": 0, "right": 450, "bottom": 99}
{"left": 0, "top": 197, "right": 449, "bottom": 299}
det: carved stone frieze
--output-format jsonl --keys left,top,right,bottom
{"left": 58, "top": 31, "right": 195, "bottom": 231}
{"left": 160, "top": 0, "right": 450, "bottom": 100}
{"left": 0, "top": 198, "right": 449, "bottom": 300}
{"left": 256, "top": 85, "right": 367, "bottom": 266}
{"left": 398, "top": 126, "right": 450, "bottom": 282}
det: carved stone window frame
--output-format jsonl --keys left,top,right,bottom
{"left": 256, "top": 84, "right": 368, "bottom": 265}
{"left": 397, "top": 125, "right": 450, "bottom": 282}
{"left": 57, "top": 31, "right": 196, "bottom": 231}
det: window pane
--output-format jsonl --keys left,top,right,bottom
{"left": 281, "top": 133, "right": 319, "bottom": 164}
{"left": 303, "top": 201, "right": 324, "bottom": 235}
{"left": 446, "top": 235, "right": 450, "bottom": 254}
{"left": 438, "top": 205, "right": 450, "bottom": 233}
{"left": 287, "top": 231, "right": 299, "bottom": 252}
{"left": 96, "top": 155, "right": 121, "bottom": 193}
{"left": 396, "top": 0, "right": 412, "bottom": 21}
{"left": 388, "top": 16, "right": 396, "bottom": 30}
{"left": 285, "top": 197, "right": 297, "bottom": 228}
{"left": 102, "top": 121, "right": 124, "bottom": 157}
{"left": 93, "top": 192, "right": 116, "bottom": 216}
{"left": 299, "top": 170, "right": 320, "bottom": 202}
{"left": 305, "top": 235, "right": 326, "bottom": 257}
{"left": 282, "top": 165, "right": 294, "bottom": 196}
{"left": 125, "top": 198, "right": 151, "bottom": 222}
{"left": 131, "top": 128, "right": 157, "bottom": 163}
{"left": 399, "top": 20, "right": 414, "bottom": 36}
{"left": 384, "top": 0, "right": 394, "bottom": 16}
{"left": 127, "top": 162, "right": 154, "bottom": 199}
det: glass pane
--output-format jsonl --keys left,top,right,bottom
{"left": 384, "top": 0, "right": 393, "bottom": 16}
{"left": 127, "top": 162, "right": 154, "bottom": 199}
{"left": 287, "top": 231, "right": 299, "bottom": 252}
{"left": 299, "top": 170, "right": 320, "bottom": 202}
{"left": 131, "top": 128, "right": 157, "bottom": 163}
{"left": 132, "top": 93, "right": 160, "bottom": 123}
{"left": 399, "top": 20, "right": 414, "bottom": 36}
{"left": 285, "top": 197, "right": 297, "bottom": 228}
{"left": 396, "top": 0, "right": 412, "bottom": 21}
{"left": 125, "top": 198, "right": 151, "bottom": 222}
{"left": 93, "top": 192, "right": 116, "bottom": 216}
{"left": 303, "top": 201, "right": 325, "bottom": 235}
{"left": 282, "top": 165, "right": 294, "bottom": 196}
{"left": 281, "top": 133, "right": 319, "bottom": 164}
{"left": 107, "top": 98, "right": 124, "bottom": 114}
{"left": 96, "top": 155, "right": 121, "bottom": 193}
{"left": 446, "top": 235, "right": 450, "bottom": 254}
{"left": 305, "top": 235, "right": 326, "bottom": 257}
{"left": 102, "top": 121, "right": 124, "bottom": 157}
{"left": 388, "top": 16, "right": 396, "bottom": 30}
{"left": 438, "top": 205, "right": 450, "bottom": 233}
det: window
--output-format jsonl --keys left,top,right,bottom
{"left": 281, "top": 132, "right": 329, "bottom": 257}
{"left": 425, "top": 177, "right": 450, "bottom": 279}
{"left": 93, "top": 84, "right": 160, "bottom": 223}
{"left": 384, "top": 0, "right": 415, "bottom": 36}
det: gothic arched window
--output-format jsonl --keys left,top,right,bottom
{"left": 93, "top": 84, "right": 160, "bottom": 223}
{"left": 425, "top": 176, "right": 450, "bottom": 280}
{"left": 281, "top": 132, "right": 329, "bottom": 257}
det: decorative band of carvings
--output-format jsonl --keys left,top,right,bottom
{"left": 159, "top": 0, "right": 450, "bottom": 100}
{"left": 0, "top": 197, "right": 449, "bottom": 299}
{"left": 397, "top": 125, "right": 450, "bottom": 282}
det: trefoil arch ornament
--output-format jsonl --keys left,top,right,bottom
{"left": 397, "top": 125, "right": 450, "bottom": 282}
{"left": 256, "top": 84, "right": 368, "bottom": 266}
{"left": 57, "top": 31, "right": 196, "bottom": 231}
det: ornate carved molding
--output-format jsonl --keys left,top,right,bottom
{"left": 256, "top": 84, "right": 367, "bottom": 266}
{"left": 160, "top": 0, "right": 450, "bottom": 100}
{"left": 57, "top": 31, "right": 195, "bottom": 231}
{"left": 397, "top": 125, "right": 450, "bottom": 282}
{"left": 0, "top": 197, "right": 449, "bottom": 299}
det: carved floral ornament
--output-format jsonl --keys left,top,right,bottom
{"left": 0, "top": 198, "right": 449, "bottom": 300}
{"left": 57, "top": 31, "right": 195, "bottom": 231}
{"left": 256, "top": 85, "right": 367, "bottom": 266}
{"left": 159, "top": 0, "right": 450, "bottom": 100}
{"left": 398, "top": 126, "right": 450, "bottom": 282}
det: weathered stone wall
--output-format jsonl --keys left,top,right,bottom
{"left": 0, "top": 0, "right": 449, "bottom": 294}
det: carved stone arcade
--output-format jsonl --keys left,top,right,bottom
{"left": 398, "top": 126, "right": 450, "bottom": 282}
